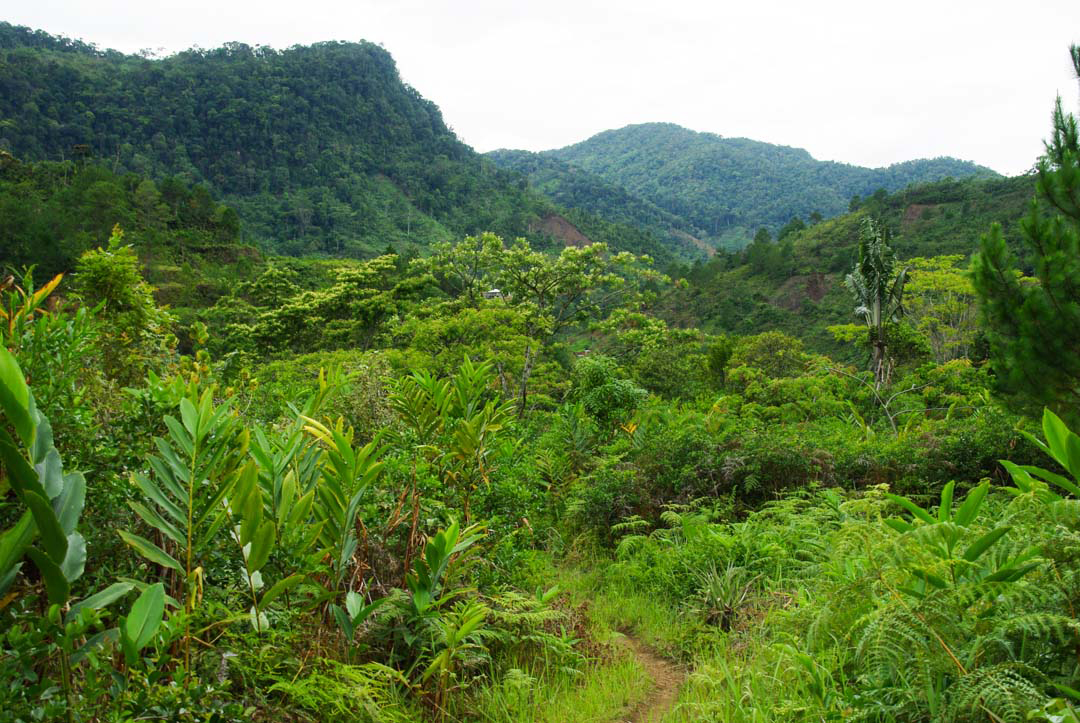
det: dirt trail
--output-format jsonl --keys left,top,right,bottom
{"left": 616, "top": 635, "right": 685, "bottom": 723}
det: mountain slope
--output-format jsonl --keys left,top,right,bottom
{"left": 657, "top": 173, "right": 1035, "bottom": 357}
{"left": 486, "top": 149, "right": 711, "bottom": 259}
{"left": 544, "top": 123, "right": 999, "bottom": 244}
{"left": 0, "top": 23, "right": 547, "bottom": 256}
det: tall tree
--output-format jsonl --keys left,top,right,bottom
{"left": 971, "top": 45, "right": 1080, "bottom": 420}
{"left": 844, "top": 218, "right": 908, "bottom": 387}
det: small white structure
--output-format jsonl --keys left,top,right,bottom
{"left": 482, "top": 288, "right": 503, "bottom": 300}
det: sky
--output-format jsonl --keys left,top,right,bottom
{"left": 7, "top": 1, "right": 1080, "bottom": 176}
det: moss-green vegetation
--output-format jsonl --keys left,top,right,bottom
{"left": 1, "top": 23, "right": 1079, "bottom": 723}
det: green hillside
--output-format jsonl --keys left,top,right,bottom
{"left": 486, "top": 148, "right": 711, "bottom": 259}
{"left": 659, "top": 173, "right": 1036, "bottom": 356}
{"left": 0, "top": 23, "right": 549, "bottom": 256}
{"left": 546, "top": 122, "right": 999, "bottom": 244}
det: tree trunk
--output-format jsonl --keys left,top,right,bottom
{"left": 872, "top": 336, "right": 888, "bottom": 389}
{"left": 517, "top": 344, "right": 535, "bottom": 418}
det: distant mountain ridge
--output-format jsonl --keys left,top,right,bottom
{"left": 491, "top": 123, "right": 998, "bottom": 247}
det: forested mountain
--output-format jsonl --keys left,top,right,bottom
{"left": 4, "top": 16, "right": 1080, "bottom": 723}
{"left": 486, "top": 149, "right": 712, "bottom": 258}
{"left": 0, "top": 23, "right": 549, "bottom": 257}
{"left": 537, "top": 122, "right": 998, "bottom": 245}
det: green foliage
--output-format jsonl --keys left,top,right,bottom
{"left": 0, "top": 270, "right": 103, "bottom": 465}
{"left": 972, "top": 45, "right": 1080, "bottom": 421}
{"left": 73, "top": 227, "right": 175, "bottom": 385}
{"left": 119, "top": 386, "right": 250, "bottom": 666}
{"left": 485, "top": 148, "right": 708, "bottom": 262}
{"left": 905, "top": 255, "right": 978, "bottom": 363}
{"left": 568, "top": 355, "right": 647, "bottom": 430}
{"left": 843, "top": 218, "right": 909, "bottom": 386}
{"left": 302, "top": 415, "right": 384, "bottom": 592}
{"left": 727, "top": 330, "right": 808, "bottom": 379}
{"left": 0, "top": 152, "right": 240, "bottom": 280}
{"left": 0, "top": 346, "right": 87, "bottom": 605}
{"left": 0, "top": 24, "right": 549, "bottom": 256}
{"left": 542, "top": 122, "right": 995, "bottom": 242}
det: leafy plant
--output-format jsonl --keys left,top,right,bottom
{"left": 302, "top": 415, "right": 385, "bottom": 596}
{"left": 421, "top": 599, "right": 490, "bottom": 722}
{"left": 119, "top": 387, "right": 250, "bottom": 668}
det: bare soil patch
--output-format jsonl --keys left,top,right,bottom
{"left": 615, "top": 635, "right": 684, "bottom": 723}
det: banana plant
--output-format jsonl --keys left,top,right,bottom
{"left": 884, "top": 481, "right": 1040, "bottom": 595}
{"left": 302, "top": 416, "right": 385, "bottom": 594}
{"left": 118, "top": 386, "right": 250, "bottom": 669}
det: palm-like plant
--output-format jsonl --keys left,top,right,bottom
{"left": 845, "top": 218, "right": 909, "bottom": 387}
{"left": 118, "top": 387, "right": 250, "bottom": 669}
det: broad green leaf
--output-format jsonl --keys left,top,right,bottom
{"left": 885, "top": 493, "right": 935, "bottom": 524}
{"left": 0, "top": 347, "right": 33, "bottom": 446}
{"left": 68, "top": 581, "right": 136, "bottom": 621}
{"left": 30, "top": 407, "right": 51, "bottom": 464}
{"left": 60, "top": 532, "right": 86, "bottom": 582}
{"left": 247, "top": 521, "right": 276, "bottom": 573}
{"left": 23, "top": 490, "right": 66, "bottom": 562}
{"left": 0, "top": 430, "right": 49, "bottom": 500}
{"left": 954, "top": 482, "right": 988, "bottom": 527}
{"left": 963, "top": 526, "right": 1010, "bottom": 562}
{"left": 884, "top": 518, "right": 914, "bottom": 534}
{"left": 287, "top": 490, "right": 315, "bottom": 527}
{"left": 332, "top": 604, "right": 353, "bottom": 639}
{"left": 125, "top": 583, "right": 165, "bottom": 651}
{"left": 0, "top": 512, "right": 34, "bottom": 580}
{"left": 27, "top": 548, "right": 69, "bottom": 604}
{"left": 345, "top": 590, "right": 364, "bottom": 619}
{"left": 1000, "top": 460, "right": 1054, "bottom": 499}
{"left": 260, "top": 573, "right": 304, "bottom": 608}
{"left": 179, "top": 398, "right": 199, "bottom": 437}
{"left": 53, "top": 472, "right": 86, "bottom": 536}
{"left": 1042, "top": 408, "right": 1078, "bottom": 474}
{"left": 163, "top": 416, "right": 194, "bottom": 458}
{"left": 1024, "top": 464, "right": 1080, "bottom": 498}
{"left": 118, "top": 530, "right": 182, "bottom": 572}
{"left": 984, "top": 562, "right": 1040, "bottom": 583}
{"left": 129, "top": 501, "right": 184, "bottom": 545}
{"left": 938, "top": 481, "right": 955, "bottom": 522}
{"left": 39, "top": 448, "right": 63, "bottom": 499}
{"left": 131, "top": 474, "right": 185, "bottom": 528}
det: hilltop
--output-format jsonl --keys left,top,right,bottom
{"left": 493, "top": 122, "right": 998, "bottom": 248}
{"left": 0, "top": 23, "right": 546, "bottom": 257}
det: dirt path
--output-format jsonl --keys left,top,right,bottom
{"left": 616, "top": 635, "right": 685, "bottom": 723}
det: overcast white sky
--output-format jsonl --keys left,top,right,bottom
{"left": 7, "top": 1, "right": 1080, "bottom": 175}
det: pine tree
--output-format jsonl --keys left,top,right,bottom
{"left": 971, "top": 45, "right": 1080, "bottom": 420}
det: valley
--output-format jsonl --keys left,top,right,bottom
{"left": 1, "top": 19, "right": 1079, "bottom": 723}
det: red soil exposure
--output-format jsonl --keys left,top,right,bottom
{"left": 533, "top": 213, "right": 593, "bottom": 247}
{"left": 773, "top": 272, "right": 833, "bottom": 311}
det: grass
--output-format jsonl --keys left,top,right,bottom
{"left": 469, "top": 655, "right": 649, "bottom": 723}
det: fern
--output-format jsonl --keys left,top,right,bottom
{"left": 944, "top": 662, "right": 1047, "bottom": 722}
